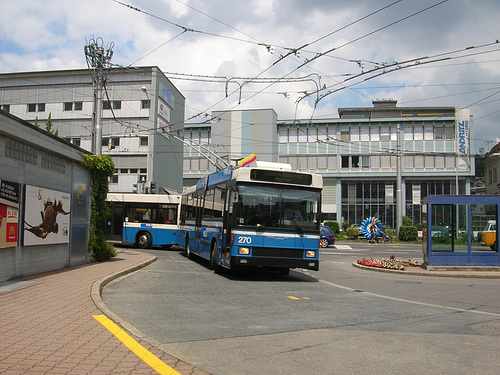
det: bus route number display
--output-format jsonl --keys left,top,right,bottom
{"left": 250, "top": 169, "right": 312, "bottom": 186}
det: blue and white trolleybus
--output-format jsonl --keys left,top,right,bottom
{"left": 179, "top": 162, "right": 323, "bottom": 274}
{"left": 107, "top": 193, "right": 181, "bottom": 248}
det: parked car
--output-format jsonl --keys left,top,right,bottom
{"left": 477, "top": 220, "right": 496, "bottom": 246}
{"left": 430, "top": 225, "right": 451, "bottom": 237}
{"left": 320, "top": 226, "right": 336, "bottom": 248}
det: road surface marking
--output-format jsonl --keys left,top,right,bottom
{"left": 93, "top": 314, "right": 181, "bottom": 375}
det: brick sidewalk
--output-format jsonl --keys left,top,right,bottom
{"left": 0, "top": 249, "right": 210, "bottom": 375}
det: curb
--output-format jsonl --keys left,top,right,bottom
{"left": 352, "top": 261, "right": 500, "bottom": 279}
{"left": 90, "top": 250, "right": 193, "bottom": 365}
{"left": 91, "top": 251, "right": 157, "bottom": 339}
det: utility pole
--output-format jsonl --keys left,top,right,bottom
{"left": 396, "top": 123, "right": 403, "bottom": 236}
{"left": 84, "top": 37, "right": 113, "bottom": 155}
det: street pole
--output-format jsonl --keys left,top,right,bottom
{"left": 396, "top": 123, "right": 403, "bottom": 235}
{"left": 84, "top": 37, "right": 113, "bottom": 155}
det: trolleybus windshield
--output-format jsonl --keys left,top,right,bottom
{"left": 234, "top": 184, "right": 320, "bottom": 231}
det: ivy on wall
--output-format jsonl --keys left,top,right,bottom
{"left": 81, "top": 154, "right": 116, "bottom": 261}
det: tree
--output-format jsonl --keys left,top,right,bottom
{"left": 44, "top": 113, "right": 59, "bottom": 136}
{"left": 81, "top": 154, "right": 116, "bottom": 261}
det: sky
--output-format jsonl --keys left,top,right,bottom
{"left": 1, "top": 0, "right": 499, "bottom": 154}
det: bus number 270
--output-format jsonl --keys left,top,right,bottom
{"left": 237, "top": 236, "right": 252, "bottom": 244}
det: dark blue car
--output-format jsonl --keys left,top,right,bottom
{"left": 320, "top": 226, "right": 336, "bottom": 248}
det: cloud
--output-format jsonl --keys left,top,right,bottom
{"left": 0, "top": 0, "right": 499, "bottom": 152}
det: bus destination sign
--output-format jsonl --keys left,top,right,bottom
{"left": 250, "top": 169, "right": 312, "bottom": 186}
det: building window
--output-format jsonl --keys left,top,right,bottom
{"left": 351, "top": 155, "right": 360, "bottom": 168}
{"left": 140, "top": 136, "right": 148, "bottom": 146}
{"left": 318, "top": 156, "right": 327, "bottom": 169}
{"left": 103, "top": 100, "right": 120, "bottom": 110}
{"left": 71, "top": 138, "right": 81, "bottom": 147}
{"left": 370, "top": 127, "right": 380, "bottom": 142}
{"left": 28, "top": 103, "right": 37, "bottom": 112}
{"left": 341, "top": 155, "right": 349, "bottom": 168}
{"left": 37, "top": 103, "right": 45, "bottom": 112}
{"left": 1, "top": 104, "right": 10, "bottom": 112}
{"left": 64, "top": 102, "right": 73, "bottom": 111}
{"left": 308, "top": 155, "right": 318, "bottom": 170}
{"left": 361, "top": 155, "right": 370, "bottom": 168}
{"left": 140, "top": 168, "right": 147, "bottom": 174}
{"left": 130, "top": 168, "right": 138, "bottom": 173}
{"left": 414, "top": 125, "right": 424, "bottom": 140}
{"left": 120, "top": 169, "right": 128, "bottom": 173}
{"left": 380, "top": 126, "right": 390, "bottom": 141}
{"left": 110, "top": 175, "right": 118, "bottom": 184}
{"left": 278, "top": 128, "right": 288, "bottom": 143}
{"left": 341, "top": 129, "right": 350, "bottom": 142}
{"left": 74, "top": 102, "right": 83, "bottom": 110}
{"left": 141, "top": 100, "right": 150, "bottom": 109}
{"left": 103, "top": 137, "right": 120, "bottom": 148}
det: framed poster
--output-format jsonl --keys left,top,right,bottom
{"left": 23, "top": 185, "right": 71, "bottom": 246}
{"left": 0, "top": 179, "right": 20, "bottom": 248}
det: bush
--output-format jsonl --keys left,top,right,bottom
{"left": 324, "top": 221, "right": 340, "bottom": 234}
{"left": 341, "top": 221, "right": 350, "bottom": 232}
{"left": 81, "top": 154, "right": 116, "bottom": 262}
{"left": 399, "top": 225, "right": 418, "bottom": 241}
{"left": 385, "top": 228, "right": 397, "bottom": 239}
{"left": 336, "top": 233, "right": 346, "bottom": 241}
{"left": 346, "top": 224, "right": 360, "bottom": 240}
{"left": 402, "top": 216, "right": 413, "bottom": 226}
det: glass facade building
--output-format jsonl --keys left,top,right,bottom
{"left": 184, "top": 100, "right": 474, "bottom": 230}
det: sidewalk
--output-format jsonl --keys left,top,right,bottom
{"left": 0, "top": 249, "right": 210, "bottom": 375}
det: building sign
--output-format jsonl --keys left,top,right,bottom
{"left": 23, "top": 185, "right": 71, "bottom": 246}
{"left": 157, "top": 117, "right": 170, "bottom": 139}
{"left": 158, "top": 100, "right": 171, "bottom": 122}
{"left": 159, "top": 83, "right": 174, "bottom": 109}
{"left": 0, "top": 179, "right": 20, "bottom": 248}
{"left": 456, "top": 108, "right": 470, "bottom": 156}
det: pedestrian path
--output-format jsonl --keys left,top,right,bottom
{"left": 0, "top": 249, "right": 210, "bottom": 375}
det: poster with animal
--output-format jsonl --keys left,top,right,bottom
{"left": 23, "top": 185, "right": 71, "bottom": 246}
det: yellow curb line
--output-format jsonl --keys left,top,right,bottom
{"left": 93, "top": 314, "right": 181, "bottom": 375}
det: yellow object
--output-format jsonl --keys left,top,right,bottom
{"left": 482, "top": 231, "right": 497, "bottom": 246}
{"left": 93, "top": 315, "right": 181, "bottom": 375}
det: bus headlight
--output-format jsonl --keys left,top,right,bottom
{"left": 305, "top": 250, "right": 316, "bottom": 258}
{"left": 238, "top": 247, "right": 250, "bottom": 255}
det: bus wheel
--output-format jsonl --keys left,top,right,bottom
{"left": 209, "top": 242, "right": 219, "bottom": 272}
{"left": 185, "top": 237, "right": 193, "bottom": 259}
{"left": 137, "top": 232, "right": 152, "bottom": 249}
{"left": 279, "top": 267, "right": 290, "bottom": 275}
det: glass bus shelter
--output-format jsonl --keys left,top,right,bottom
{"left": 422, "top": 195, "right": 499, "bottom": 267}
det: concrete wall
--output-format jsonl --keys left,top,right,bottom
{"left": 0, "top": 110, "right": 91, "bottom": 282}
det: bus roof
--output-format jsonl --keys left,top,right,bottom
{"left": 107, "top": 193, "right": 181, "bottom": 204}
{"left": 187, "top": 164, "right": 323, "bottom": 193}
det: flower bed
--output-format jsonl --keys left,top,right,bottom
{"left": 357, "top": 256, "right": 419, "bottom": 270}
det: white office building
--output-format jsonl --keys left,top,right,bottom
{"left": 0, "top": 67, "right": 185, "bottom": 194}
{"left": 183, "top": 101, "right": 475, "bottom": 229}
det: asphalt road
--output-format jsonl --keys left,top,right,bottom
{"left": 103, "top": 243, "right": 500, "bottom": 375}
